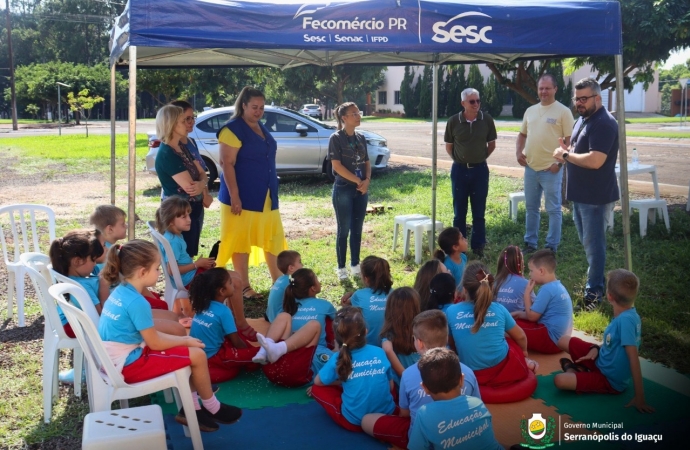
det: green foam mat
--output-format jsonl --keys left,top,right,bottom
{"left": 152, "top": 370, "right": 313, "bottom": 415}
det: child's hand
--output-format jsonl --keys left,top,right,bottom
{"left": 195, "top": 257, "right": 216, "bottom": 269}
{"left": 183, "top": 336, "right": 206, "bottom": 348}
{"left": 626, "top": 397, "right": 655, "bottom": 413}
{"left": 305, "top": 386, "right": 313, "bottom": 397}
{"left": 575, "top": 347, "right": 599, "bottom": 363}
{"left": 511, "top": 310, "right": 526, "bottom": 319}
{"left": 340, "top": 292, "right": 353, "bottom": 305}
{"left": 526, "top": 279, "right": 537, "bottom": 293}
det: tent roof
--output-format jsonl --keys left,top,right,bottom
{"left": 110, "top": 0, "right": 622, "bottom": 68}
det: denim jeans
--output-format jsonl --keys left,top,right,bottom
{"left": 524, "top": 165, "right": 563, "bottom": 250}
{"left": 332, "top": 180, "right": 368, "bottom": 268}
{"left": 572, "top": 201, "right": 615, "bottom": 296}
{"left": 181, "top": 200, "right": 204, "bottom": 257}
{"left": 451, "top": 162, "right": 489, "bottom": 250}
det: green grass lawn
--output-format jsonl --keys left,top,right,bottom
{"left": 1, "top": 134, "right": 690, "bottom": 447}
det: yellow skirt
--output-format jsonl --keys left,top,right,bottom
{"left": 217, "top": 193, "right": 288, "bottom": 267}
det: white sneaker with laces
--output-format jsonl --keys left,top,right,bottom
{"left": 336, "top": 267, "right": 349, "bottom": 281}
{"left": 350, "top": 264, "right": 361, "bottom": 278}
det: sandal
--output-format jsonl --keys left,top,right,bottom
{"left": 242, "top": 286, "right": 264, "bottom": 301}
{"left": 238, "top": 324, "right": 258, "bottom": 342}
{"left": 559, "top": 357, "right": 589, "bottom": 373}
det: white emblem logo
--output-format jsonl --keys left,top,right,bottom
{"left": 432, "top": 12, "right": 492, "bottom": 44}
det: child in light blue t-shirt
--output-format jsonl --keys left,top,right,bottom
{"left": 380, "top": 287, "right": 422, "bottom": 385}
{"left": 514, "top": 250, "right": 573, "bottom": 354}
{"left": 265, "top": 250, "right": 302, "bottom": 322}
{"left": 341, "top": 255, "right": 393, "bottom": 346}
{"left": 434, "top": 227, "right": 468, "bottom": 288}
{"left": 493, "top": 245, "right": 533, "bottom": 313}
{"left": 427, "top": 272, "right": 456, "bottom": 313}
{"left": 312, "top": 306, "right": 396, "bottom": 431}
{"left": 408, "top": 348, "right": 502, "bottom": 450}
{"left": 155, "top": 197, "right": 215, "bottom": 290}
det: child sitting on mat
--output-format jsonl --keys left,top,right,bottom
{"left": 434, "top": 227, "right": 468, "bottom": 288}
{"left": 189, "top": 268, "right": 260, "bottom": 383}
{"left": 554, "top": 269, "right": 654, "bottom": 413}
{"left": 341, "top": 255, "right": 393, "bottom": 346}
{"left": 427, "top": 272, "right": 456, "bottom": 313}
{"left": 381, "top": 287, "right": 422, "bottom": 386}
{"left": 445, "top": 262, "right": 537, "bottom": 389}
{"left": 414, "top": 259, "right": 449, "bottom": 311}
{"left": 311, "top": 306, "right": 396, "bottom": 432}
{"left": 362, "top": 310, "right": 480, "bottom": 449}
{"left": 408, "top": 348, "right": 503, "bottom": 450}
{"left": 493, "top": 244, "right": 533, "bottom": 313}
{"left": 265, "top": 250, "right": 302, "bottom": 322}
{"left": 513, "top": 249, "right": 573, "bottom": 354}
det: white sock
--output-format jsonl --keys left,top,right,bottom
{"left": 257, "top": 333, "right": 288, "bottom": 363}
{"left": 252, "top": 347, "right": 268, "bottom": 365}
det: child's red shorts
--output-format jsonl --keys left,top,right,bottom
{"left": 63, "top": 323, "right": 76, "bottom": 338}
{"left": 121, "top": 346, "right": 191, "bottom": 384}
{"left": 311, "top": 385, "right": 400, "bottom": 434}
{"left": 373, "top": 414, "right": 410, "bottom": 449}
{"left": 143, "top": 290, "right": 169, "bottom": 311}
{"left": 515, "top": 319, "right": 561, "bottom": 354}
{"left": 474, "top": 337, "right": 530, "bottom": 387}
{"left": 262, "top": 344, "right": 316, "bottom": 387}
{"left": 568, "top": 337, "right": 621, "bottom": 394}
{"left": 207, "top": 339, "right": 260, "bottom": 383}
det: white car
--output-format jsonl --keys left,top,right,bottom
{"left": 300, "top": 104, "right": 322, "bottom": 120}
{"left": 145, "top": 106, "right": 390, "bottom": 187}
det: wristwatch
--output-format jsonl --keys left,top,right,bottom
{"left": 562, "top": 152, "right": 570, "bottom": 161}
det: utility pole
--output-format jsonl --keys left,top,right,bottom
{"left": 5, "top": 0, "right": 18, "bottom": 131}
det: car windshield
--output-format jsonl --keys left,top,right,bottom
{"left": 283, "top": 108, "right": 336, "bottom": 129}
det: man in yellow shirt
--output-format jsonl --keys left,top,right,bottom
{"left": 516, "top": 74, "right": 574, "bottom": 254}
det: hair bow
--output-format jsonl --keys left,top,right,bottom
{"left": 475, "top": 269, "right": 494, "bottom": 284}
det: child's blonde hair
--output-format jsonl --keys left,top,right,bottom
{"left": 89, "top": 205, "right": 126, "bottom": 233}
{"left": 607, "top": 269, "right": 639, "bottom": 307}
{"left": 155, "top": 197, "right": 191, "bottom": 234}
{"left": 102, "top": 239, "right": 159, "bottom": 285}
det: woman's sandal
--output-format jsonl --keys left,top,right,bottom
{"left": 238, "top": 324, "right": 258, "bottom": 342}
{"left": 242, "top": 286, "right": 264, "bottom": 301}
{"left": 560, "top": 357, "right": 590, "bottom": 373}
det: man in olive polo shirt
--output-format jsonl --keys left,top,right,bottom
{"left": 444, "top": 88, "right": 497, "bottom": 257}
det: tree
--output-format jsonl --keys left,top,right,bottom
{"left": 436, "top": 66, "right": 447, "bottom": 118}
{"left": 512, "top": 64, "right": 538, "bottom": 118}
{"left": 25, "top": 103, "right": 39, "bottom": 119}
{"left": 400, "top": 66, "right": 416, "bottom": 117}
{"left": 446, "top": 64, "right": 465, "bottom": 116}
{"left": 67, "top": 89, "right": 105, "bottom": 137}
{"left": 467, "top": 64, "right": 484, "bottom": 101}
{"left": 483, "top": 74, "right": 505, "bottom": 117}
{"left": 418, "top": 66, "right": 433, "bottom": 118}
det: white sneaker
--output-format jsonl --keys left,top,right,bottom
{"left": 336, "top": 267, "right": 349, "bottom": 281}
{"left": 350, "top": 264, "right": 361, "bottom": 278}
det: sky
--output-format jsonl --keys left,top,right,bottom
{"left": 661, "top": 47, "right": 690, "bottom": 69}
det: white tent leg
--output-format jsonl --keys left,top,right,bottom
{"left": 615, "top": 54, "right": 631, "bottom": 271}
{"left": 128, "top": 46, "right": 137, "bottom": 240}
{"left": 431, "top": 59, "right": 439, "bottom": 240}
{"left": 110, "top": 63, "right": 116, "bottom": 205}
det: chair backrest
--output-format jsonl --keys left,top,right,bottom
{"left": 0, "top": 204, "right": 56, "bottom": 265}
{"left": 19, "top": 252, "right": 53, "bottom": 286}
{"left": 22, "top": 262, "right": 74, "bottom": 340}
{"left": 49, "top": 269, "right": 101, "bottom": 327}
{"left": 51, "top": 284, "right": 127, "bottom": 390}
{"left": 146, "top": 220, "right": 186, "bottom": 308}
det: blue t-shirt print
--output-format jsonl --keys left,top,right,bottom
{"left": 190, "top": 301, "right": 238, "bottom": 359}
{"left": 350, "top": 287, "right": 389, "bottom": 346}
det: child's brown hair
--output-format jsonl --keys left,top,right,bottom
{"left": 606, "top": 269, "right": 639, "bottom": 307}
{"left": 418, "top": 347, "right": 462, "bottom": 394}
{"left": 334, "top": 306, "right": 368, "bottom": 382}
{"left": 155, "top": 197, "right": 191, "bottom": 234}
{"left": 494, "top": 245, "right": 524, "bottom": 297}
{"left": 460, "top": 262, "right": 495, "bottom": 333}
{"left": 414, "top": 259, "right": 446, "bottom": 311}
{"left": 277, "top": 250, "right": 301, "bottom": 274}
{"left": 360, "top": 255, "right": 393, "bottom": 295}
{"left": 90, "top": 205, "right": 126, "bottom": 233}
{"left": 412, "top": 310, "right": 448, "bottom": 349}
{"left": 49, "top": 229, "right": 104, "bottom": 276}
{"left": 529, "top": 249, "right": 557, "bottom": 273}
{"left": 434, "top": 227, "right": 462, "bottom": 260}
{"left": 283, "top": 268, "right": 318, "bottom": 315}
{"left": 380, "top": 287, "right": 420, "bottom": 355}
{"left": 101, "top": 239, "right": 159, "bottom": 285}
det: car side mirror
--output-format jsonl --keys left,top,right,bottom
{"left": 295, "top": 123, "right": 309, "bottom": 136}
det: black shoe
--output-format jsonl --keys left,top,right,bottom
{"left": 521, "top": 244, "right": 537, "bottom": 254}
{"left": 176, "top": 407, "right": 219, "bottom": 432}
{"left": 202, "top": 403, "right": 242, "bottom": 425}
{"left": 576, "top": 291, "right": 602, "bottom": 312}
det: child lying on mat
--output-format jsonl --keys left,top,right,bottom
{"left": 554, "top": 269, "right": 654, "bottom": 413}
{"left": 512, "top": 249, "right": 573, "bottom": 354}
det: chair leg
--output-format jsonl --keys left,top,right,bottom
{"left": 639, "top": 208, "right": 648, "bottom": 238}
{"left": 163, "top": 388, "right": 174, "bottom": 403}
{"left": 414, "top": 229, "right": 423, "bottom": 265}
{"left": 173, "top": 372, "right": 203, "bottom": 450}
{"left": 403, "top": 228, "right": 411, "bottom": 259}
{"left": 392, "top": 223, "right": 399, "bottom": 251}
{"left": 43, "top": 346, "right": 57, "bottom": 423}
{"left": 15, "top": 267, "right": 25, "bottom": 327}
{"left": 662, "top": 206, "right": 670, "bottom": 232}
{"left": 73, "top": 348, "right": 83, "bottom": 399}
{"left": 7, "top": 270, "right": 15, "bottom": 322}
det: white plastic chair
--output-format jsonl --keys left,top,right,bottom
{"left": 0, "top": 204, "right": 56, "bottom": 327}
{"left": 21, "top": 256, "right": 84, "bottom": 423}
{"left": 147, "top": 220, "right": 188, "bottom": 310}
{"left": 52, "top": 284, "right": 204, "bottom": 450}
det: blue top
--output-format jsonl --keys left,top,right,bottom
{"left": 292, "top": 297, "right": 337, "bottom": 348}
{"left": 530, "top": 280, "right": 573, "bottom": 345}
{"left": 190, "top": 301, "right": 237, "bottom": 359}
{"left": 58, "top": 276, "right": 101, "bottom": 326}
{"left": 596, "top": 308, "right": 641, "bottom": 392}
{"left": 399, "top": 361, "right": 480, "bottom": 435}
{"left": 217, "top": 118, "right": 279, "bottom": 212}
{"left": 350, "top": 287, "right": 389, "bottom": 346}
{"left": 566, "top": 109, "right": 620, "bottom": 205}
{"left": 161, "top": 230, "right": 195, "bottom": 288}
{"left": 408, "top": 395, "right": 502, "bottom": 450}
{"left": 318, "top": 345, "right": 395, "bottom": 425}
{"left": 446, "top": 301, "right": 516, "bottom": 370}
{"left": 444, "top": 254, "right": 467, "bottom": 288}
{"left": 98, "top": 283, "right": 155, "bottom": 366}
{"left": 93, "top": 241, "right": 113, "bottom": 276}
{"left": 382, "top": 337, "right": 421, "bottom": 385}
{"left": 494, "top": 274, "right": 532, "bottom": 313}
{"left": 266, "top": 274, "right": 289, "bottom": 322}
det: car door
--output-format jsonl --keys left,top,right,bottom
{"left": 193, "top": 111, "right": 232, "bottom": 168}
{"left": 262, "top": 111, "right": 321, "bottom": 172}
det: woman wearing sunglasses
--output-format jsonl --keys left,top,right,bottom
{"left": 328, "top": 102, "right": 371, "bottom": 281}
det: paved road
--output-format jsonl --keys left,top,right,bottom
{"left": 2, "top": 119, "right": 689, "bottom": 189}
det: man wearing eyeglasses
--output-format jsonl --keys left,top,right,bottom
{"left": 516, "top": 74, "right": 575, "bottom": 255}
{"left": 444, "top": 88, "right": 497, "bottom": 257}
{"left": 553, "top": 78, "right": 619, "bottom": 311}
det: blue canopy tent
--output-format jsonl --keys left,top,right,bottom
{"left": 109, "top": 0, "right": 633, "bottom": 270}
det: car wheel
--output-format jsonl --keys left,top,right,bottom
{"left": 324, "top": 159, "right": 335, "bottom": 182}
{"left": 202, "top": 156, "right": 218, "bottom": 190}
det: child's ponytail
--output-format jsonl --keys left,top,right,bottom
{"left": 361, "top": 255, "right": 392, "bottom": 295}
{"left": 189, "top": 268, "right": 230, "bottom": 314}
{"left": 435, "top": 227, "right": 461, "bottom": 261}
{"left": 461, "top": 262, "right": 495, "bottom": 333}
{"left": 102, "top": 239, "right": 159, "bottom": 284}
{"left": 49, "top": 230, "right": 103, "bottom": 276}
{"left": 334, "top": 306, "right": 367, "bottom": 382}
{"left": 283, "top": 268, "right": 317, "bottom": 316}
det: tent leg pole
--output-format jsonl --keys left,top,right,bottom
{"left": 431, "top": 59, "right": 438, "bottom": 243}
{"left": 110, "top": 63, "right": 116, "bottom": 206}
{"left": 128, "top": 46, "right": 137, "bottom": 240}
{"left": 615, "top": 54, "right": 631, "bottom": 271}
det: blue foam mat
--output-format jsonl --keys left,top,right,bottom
{"left": 164, "top": 401, "right": 388, "bottom": 450}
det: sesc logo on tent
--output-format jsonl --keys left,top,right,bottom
{"left": 432, "top": 12, "right": 492, "bottom": 44}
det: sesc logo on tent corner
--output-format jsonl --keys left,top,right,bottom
{"left": 432, "top": 12, "right": 492, "bottom": 44}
